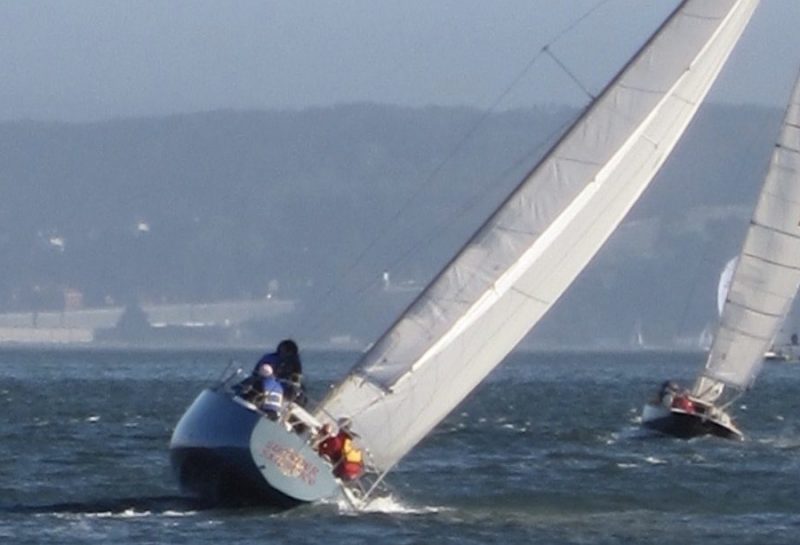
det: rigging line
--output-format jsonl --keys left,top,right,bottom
{"left": 302, "top": 54, "right": 556, "bottom": 333}
{"left": 542, "top": 46, "right": 595, "bottom": 101}
{"left": 547, "top": 0, "right": 616, "bottom": 49}
{"left": 301, "top": 1, "right": 617, "bottom": 339}
{"left": 674, "top": 245, "right": 716, "bottom": 344}
{"left": 341, "top": 114, "right": 579, "bottom": 306}
{"left": 539, "top": 1, "right": 623, "bottom": 98}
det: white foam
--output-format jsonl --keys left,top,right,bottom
{"left": 161, "top": 510, "right": 198, "bottom": 517}
{"left": 88, "top": 508, "right": 151, "bottom": 518}
{"left": 335, "top": 493, "right": 445, "bottom": 515}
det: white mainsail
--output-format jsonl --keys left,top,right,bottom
{"left": 693, "top": 68, "right": 800, "bottom": 403}
{"left": 318, "top": 0, "right": 759, "bottom": 472}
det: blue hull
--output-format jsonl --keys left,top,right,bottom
{"left": 170, "top": 388, "right": 339, "bottom": 507}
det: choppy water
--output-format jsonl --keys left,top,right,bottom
{"left": 1, "top": 348, "right": 799, "bottom": 544}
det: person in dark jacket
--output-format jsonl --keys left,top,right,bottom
{"left": 255, "top": 339, "right": 306, "bottom": 405}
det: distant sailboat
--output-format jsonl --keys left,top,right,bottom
{"left": 696, "top": 256, "right": 738, "bottom": 350}
{"left": 764, "top": 328, "right": 800, "bottom": 362}
{"left": 764, "top": 302, "right": 800, "bottom": 362}
{"left": 169, "top": 0, "right": 759, "bottom": 507}
{"left": 642, "top": 65, "right": 800, "bottom": 440}
{"left": 630, "top": 320, "right": 646, "bottom": 349}
{"left": 718, "top": 256, "right": 738, "bottom": 316}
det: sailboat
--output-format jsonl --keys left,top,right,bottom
{"left": 642, "top": 66, "right": 800, "bottom": 440}
{"left": 169, "top": 0, "right": 759, "bottom": 507}
{"left": 764, "top": 331, "right": 800, "bottom": 362}
{"left": 630, "top": 319, "right": 646, "bottom": 349}
{"left": 764, "top": 306, "right": 800, "bottom": 362}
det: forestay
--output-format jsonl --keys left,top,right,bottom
{"left": 318, "top": 0, "right": 759, "bottom": 472}
{"left": 693, "top": 68, "right": 800, "bottom": 401}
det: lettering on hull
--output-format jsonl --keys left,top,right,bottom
{"left": 259, "top": 441, "right": 320, "bottom": 486}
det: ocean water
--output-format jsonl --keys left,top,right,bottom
{"left": 1, "top": 348, "right": 799, "bottom": 544}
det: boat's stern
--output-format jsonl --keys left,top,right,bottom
{"left": 249, "top": 413, "right": 340, "bottom": 503}
{"left": 170, "top": 387, "right": 339, "bottom": 506}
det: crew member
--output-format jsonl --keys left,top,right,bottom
{"left": 316, "top": 418, "right": 364, "bottom": 481}
{"left": 256, "top": 363, "right": 284, "bottom": 420}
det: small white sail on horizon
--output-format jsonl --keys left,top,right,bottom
{"left": 317, "top": 0, "right": 760, "bottom": 475}
{"left": 630, "top": 319, "right": 646, "bottom": 349}
{"left": 693, "top": 66, "right": 800, "bottom": 405}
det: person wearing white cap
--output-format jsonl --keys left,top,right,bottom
{"left": 256, "top": 363, "right": 284, "bottom": 420}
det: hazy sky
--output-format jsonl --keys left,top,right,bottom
{"left": 2, "top": 0, "right": 799, "bottom": 122}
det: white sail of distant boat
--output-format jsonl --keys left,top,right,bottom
{"left": 697, "top": 255, "right": 737, "bottom": 350}
{"left": 318, "top": 0, "right": 759, "bottom": 475}
{"left": 717, "top": 256, "right": 738, "bottom": 316}
{"left": 699, "top": 323, "right": 714, "bottom": 351}
{"left": 692, "top": 68, "right": 800, "bottom": 407}
{"left": 631, "top": 320, "right": 646, "bottom": 349}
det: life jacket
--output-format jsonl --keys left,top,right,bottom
{"left": 672, "top": 395, "right": 694, "bottom": 413}
{"left": 259, "top": 378, "right": 284, "bottom": 413}
{"left": 342, "top": 437, "right": 363, "bottom": 464}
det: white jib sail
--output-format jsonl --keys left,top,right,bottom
{"left": 318, "top": 0, "right": 759, "bottom": 472}
{"left": 693, "top": 67, "right": 800, "bottom": 402}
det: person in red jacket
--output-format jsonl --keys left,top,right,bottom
{"left": 671, "top": 393, "right": 695, "bottom": 413}
{"left": 316, "top": 419, "right": 364, "bottom": 481}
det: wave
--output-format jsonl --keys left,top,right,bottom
{"left": 335, "top": 493, "right": 446, "bottom": 515}
{"left": 1, "top": 495, "right": 214, "bottom": 516}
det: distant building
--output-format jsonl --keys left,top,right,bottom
{"left": 63, "top": 288, "right": 84, "bottom": 311}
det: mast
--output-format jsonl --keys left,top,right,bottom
{"left": 319, "top": 0, "right": 760, "bottom": 472}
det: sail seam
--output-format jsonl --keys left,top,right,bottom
{"left": 776, "top": 143, "right": 800, "bottom": 154}
{"left": 768, "top": 164, "right": 800, "bottom": 177}
{"left": 617, "top": 83, "right": 662, "bottom": 96}
{"left": 748, "top": 222, "right": 800, "bottom": 242}
{"left": 761, "top": 184, "right": 800, "bottom": 209}
{"left": 720, "top": 323, "right": 772, "bottom": 342}
{"left": 510, "top": 286, "right": 550, "bottom": 305}
{"left": 723, "top": 298, "right": 788, "bottom": 319}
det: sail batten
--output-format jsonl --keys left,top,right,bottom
{"left": 319, "top": 0, "right": 760, "bottom": 471}
{"left": 741, "top": 250, "right": 800, "bottom": 270}
{"left": 725, "top": 299, "right": 793, "bottom": 319}
{"left": 694, "top": 65, "right": 800, "bottom": 398}
{"left": 749, "top": 221, "right": 800, "bottom": 240}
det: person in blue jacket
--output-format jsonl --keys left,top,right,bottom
{"left": 254, "top": 339, "right": 306, "bottom": 405}
{"left": 255, "top": 363, "right": 283, "bottom": 420}
{"left": 255, "top": 339, "right": 302, "bottom": 379}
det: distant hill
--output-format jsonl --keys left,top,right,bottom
{"left": 0, "top": 102, "right": 785, "bottom": 347}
